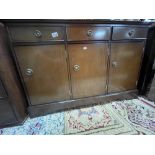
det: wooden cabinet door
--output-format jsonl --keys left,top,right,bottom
{"left": 68, "top": 43, "right": 108, "bottom": 99}
{"left": 14, "top": 45, "right": 70, "bottom": 105}
{"left": 108, "top": 42, "right": 144, "bottom": 93}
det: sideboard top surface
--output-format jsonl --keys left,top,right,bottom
{"left": 0, "top": 19, "right": 153, "bottom": 26}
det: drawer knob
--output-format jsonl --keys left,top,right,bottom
{"left": 26, "top": 68, "right": 33, "bottom": 76}
{"left": 33, "top": 30, "right": 42, "bottom": 38}
{"left": 112, "top": 61, "right": 117, "bottom": 68}
{"left": 73, "top": 65, "right": 80, "bottom": 71}
{"left": 128, "top": 30, "right": 135, "bottom": 37}
{"left": 87, "top": 29, "right": 93, "bottom": 37}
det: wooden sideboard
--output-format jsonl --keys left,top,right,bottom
{"left": 2, "top": 21, "right": 149, "bottom": 118}
{"left": 0, "top": 19, "right": 154, "bottom": 126}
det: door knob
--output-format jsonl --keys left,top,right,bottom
{"left": 33, "top": 30, "right": 42, "bottom": 38}
{"left": 73, "top": 65, "right": 80, "bottom": 71}
{"left": 112, "top": 61, "right": 117, "bottom": 68}
{"left": 128, "top": 30, "right": 135, "bottom": 38}
{"left": 87, "top": 29, "right": 93, "bottom": 37}
{"left": 26, "top": 68, "right": 33, "bottom": 76}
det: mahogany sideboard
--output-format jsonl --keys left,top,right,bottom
{"left": 0, "top": 20, "right": 154, "bottom": 127}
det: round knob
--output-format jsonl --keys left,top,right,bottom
{"left": 128, "top": 30, "right": 135, "bottom": 37}
{"left": 73, "top": 65, "right": 80, "bottom": 71}
{"left": 87, "top": 29, "right": 93, "bottom": 37}
{"left": 26, "top": 68, "right": 33, "bottom": 76}
{"left": 112, "top": 61, "right": 117, "bottom": 68}
{"left": 33, "top": 30, "right": 42, "bottom": 38}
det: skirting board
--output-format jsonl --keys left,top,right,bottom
{"left": 28, "top": 90, "right": 138, "bottom": 118}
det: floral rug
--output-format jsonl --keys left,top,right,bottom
{"left": 0, "top": 98, "right": 155, "bottom": 135}
{"left": 138, "top": 97, "right": 155, "bottom": 108}
{"left": 109, "top": 99, "right": 155, "bottom": 135}
{"left": 0, "top": 113, "right": 64, "bottom": 135}
{"left": 65, "top": 104, "right": 138, "bottom": 135}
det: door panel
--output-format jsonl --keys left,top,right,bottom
{"left": 14, "top": 45, "right": 70, "bottom": 105}
{"left": 108, "top": 42, "right": 144, "bottom": 93}
{"left": 68, "top": 43, "right": 108, "bottom": 99}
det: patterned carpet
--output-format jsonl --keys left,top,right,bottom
{"left": 0, "top": 97, "right": 155, "bottom": 135}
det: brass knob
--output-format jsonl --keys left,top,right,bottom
{"left": 26, "top": 68, "right": 33, "bottom": 76}
{"left": 87, "top": 29, "right": 93, "bottom": 37}
{"left": 128, "top": 30, "right": 134, "bottom": 37}
{"left": 73, "top": 65, "right": 80, "bottom": 71}
{"left": 33, "top": 30, "right": 42, "bottom": 38}
{"left": 112, "top": 61, "right": 117, "bottom": 68}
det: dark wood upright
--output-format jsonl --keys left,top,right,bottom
{"left": 0, "top": 23, "right": 27, "bottom": 128}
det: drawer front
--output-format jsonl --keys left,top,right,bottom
{"left": 67, "top": 26, "right": 111, "bottom": 41}
{"left": 0, "top": 99, "right": 17, "bottom": 126}
{"left": 112, "top": 27, "right": 148, "bottom": 40}
{"left": 0, "top": 80, "right": 7, "bottom": 98}
{"left": 9, "top": 26, "right": 65, "bottom": 42}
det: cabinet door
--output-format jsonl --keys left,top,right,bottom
{"left": 14, "top": 45, "right": 70, "bottom": 105}
{"left": 68, "top": 43, "right": 108, "bottom": 99}
{"left": 108, "top": 42, "right": 144, "bottom": 93}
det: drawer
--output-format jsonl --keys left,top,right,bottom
{"left": 67, "top": 26, "right": 111, "bottom": 41}
{"left": 0, "top": 80, "right": 7, "bottom": 98}
{"left": 112, "top": 27, "right": 148, "bottom": 40}
{"left": 8, "top": 26, "right": 65, "bottom": 42}
{"left": 0, "top": 99, "right": 17, "bottom": 126}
